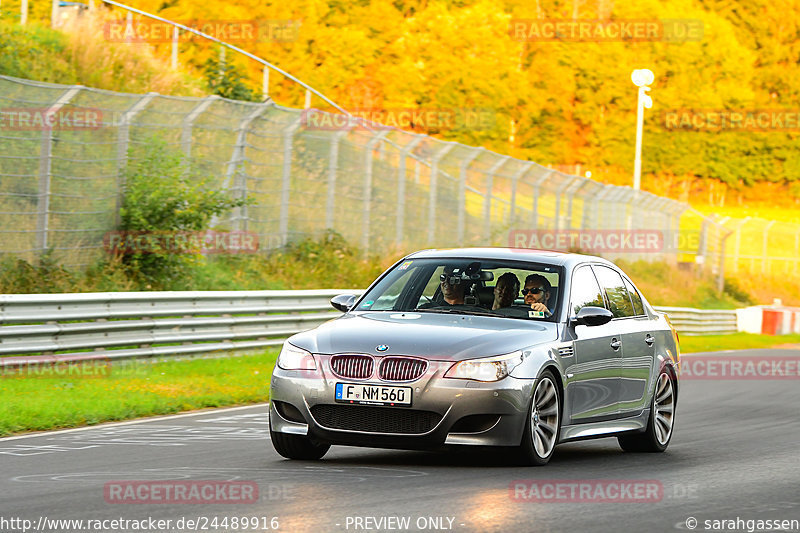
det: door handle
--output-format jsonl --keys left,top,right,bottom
{"left": 645, "top": 334, "right": 655, "bottom": 346}
{"left": 610, "top": 338, "right": 622, "bottom": 350}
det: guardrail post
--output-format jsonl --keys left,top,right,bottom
{"left": 181, "top": 95, "right": 218, "bottom": 159}
{"left": 396, "top": 135, "right": 424, "bottom": 245}
{"left": 362, "top": 130, "right": 390, "bottom": 253}
{"left": 116, "top": 92, "right": 157, "bottom": 225}
{"left": 37, "top": 86, "right": 81, "bottom": 251}
{"left": 326, "top": 127, "right": 353, "bottom": 231}
{"left": 222, "top": 104, "right": 271, "bottom": 231}
{"left": 279, "top": 117, "right": 303, "bottom": 246}
{"left": 483, "top": 156, "right": 510, "bottom": 243}
{"left": 427, "top": 143, "right": 455, "bottom": 244}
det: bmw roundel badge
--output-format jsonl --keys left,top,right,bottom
{"left": 376, "top": 344, "right": 389, "bottom": 352}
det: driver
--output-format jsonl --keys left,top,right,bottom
{"left": 523, "top": 274, "right": 552, "bottom": 314}
{"left": 439, "top": 267, "right": 466, "bottom": 305}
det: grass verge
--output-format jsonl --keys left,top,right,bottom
{"left": 680, "top": 333, "right": 800, "bottom": 354}
{"left": 0, "top": 348, "right": 278, "bottom": 437}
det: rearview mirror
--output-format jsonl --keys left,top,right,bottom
{"left": 330, "top": 294, "right": 358, "bottom": 313}
{"left": 572, "top": 306, "right": 613, "bottom": 327}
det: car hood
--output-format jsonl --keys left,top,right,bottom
{"left": 288, "top": 311, "right": 559, "bottom": 361}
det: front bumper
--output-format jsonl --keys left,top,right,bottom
{"left": 269, "top": 355, "right": 535, "bottom": 450}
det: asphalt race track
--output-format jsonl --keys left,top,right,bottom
{"left": 2, "top": 348, "right": 800, "bottom": 533}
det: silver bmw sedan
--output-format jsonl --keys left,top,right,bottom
{"left": 269, "top": 248, "right": 680, "bottom": 465}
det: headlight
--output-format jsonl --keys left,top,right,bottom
{"left": 444, "top": 351, "right": 524, "bottom": 382}
{"left": 277, "top": 342, "right": 316, "bottom": 370}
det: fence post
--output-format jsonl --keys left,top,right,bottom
{"left": 221, "top": 104, "right": 270, "bottom": 231}
{"left": 396, "top": 135, "right": 424, "bottom": 246}
{"left": 795, "top": 231, "right": 799, "bottom": 275}
{"left": 181, "top": 95, "right": 218, "bottom": 159}
{"left": 279, "top": 117, "right": 303, "bottom": 246}
{"left": 565, "top": 178, "right": 588, "bottom": 229}
{"left": 304, "top": 89, "right": 311, "bottom": 109}
{"left": 762, "top": 220, "right": 776, "bottom": 274}
{"left": 591, "top": 185, "right": 614, "bottom": 229}
{"left": 427, "top": 143, "right": 455, "bottom": 244}
{"left": 483, "top": 156, "right": 510, "bottom": 243}
{"left": 457, "top": 148, "right": 481, "bottom": 246}
{"left": 37, "top": 86, "right": 82, "bottom": 252}
{"left": 509, "top": 163, "right": 532, "bottom": 227}
{"left": 326, "top": 128, "right": 352, "bottom": 231}
{"left": 262, "top": 67, "right": 270, "bottom": 101}
{"left": 718, "top": 228, "right": 734, "bottom": 294}
{"left": 362, "top": 130, "right": 390, "bottom": 253}
{"left": 21, "top": 0, "right": 27, "bottom": 25}
{"left": 553, "top": 174, "right": 578, "bottom": 231}
{"left": 531, "top": 170, "right": 553, "bottom": 228}
{"left": 731, "top": 216, "right": 750, "bottom": 273}
{"left": 116, "top": 92, "right": 157, "bottom": 226}
{"left": 171, "top": 26, "right": 179, "bottom": 70}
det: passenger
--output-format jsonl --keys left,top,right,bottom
{"left": 492, "top": 272, "right": 520, "bottom": 310}
{"left": 522, "top": 274, "right": 552, "bottom": 314}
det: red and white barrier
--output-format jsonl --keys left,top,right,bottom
{"left": 736, "top": 305, "right": 800, "bottom": 335}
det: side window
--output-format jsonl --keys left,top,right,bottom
{"left": 593, "top": 266, "right": 634, "bottom": 318}
{"left": 569, "top": 266, "right": 605, "bottom": 316}
{"left": 623, "top": 276, "right": 645, "bottom": 316}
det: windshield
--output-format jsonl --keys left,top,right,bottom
{"left": 355, "top": 258, "right": 562, "bottom": 321}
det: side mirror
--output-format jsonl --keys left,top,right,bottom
{"left": 330, "top": 294, "right": 358, "bottom": 313}
{"left": 572, "top": 306, "right": 613, "bottom": 327}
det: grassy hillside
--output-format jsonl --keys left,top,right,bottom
{"left": 0, "top": 17, "right": 203, "bottom": 95}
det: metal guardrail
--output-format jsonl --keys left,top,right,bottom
{"left": 654, "top": 306, "right": 737, "bottom": 336}
{"left": 0, "top": 290, "right": 348, "bottom": 365}
{"left": 0, "top": 292, "right": 739, "bottom": 366}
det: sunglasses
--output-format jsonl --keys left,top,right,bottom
{"left": 521, "top": 287, "right": 546, "bottom": 295}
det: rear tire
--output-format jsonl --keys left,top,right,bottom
{"left": 516, "top": 370, "right": 561, "bottom": 466}
{"left": 269, "top": 415, "right": 330, "bottom": 460}
{"left": 618, "top": 369, "right": 676, "bottom": 453}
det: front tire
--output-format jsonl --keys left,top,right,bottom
{"left": 269, "top": 416, "right": 330, "bottom": 460}
{"left": 618, "top": 370, "right": 676, "bottom": 453}
{"left": 516, "top": 371, "right": 561, "bottom": 466}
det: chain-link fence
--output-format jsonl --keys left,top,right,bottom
{"left": 0, "top": 74, "right": 733, "bottom": 280}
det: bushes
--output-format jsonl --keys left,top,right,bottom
{"left": 116, "top": 137, "right": 249, "bottom": 289}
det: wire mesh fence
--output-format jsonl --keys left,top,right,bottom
{"left": 0, "top": 74, "right": 735, "bottom": 281}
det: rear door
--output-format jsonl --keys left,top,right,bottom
{"left": 564, "top": 265, "right": 622, "bottom": 424}
{"left": 592, "top": 265, "right": 654, "bottom": 416}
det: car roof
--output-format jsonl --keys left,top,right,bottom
{"left": 405, "top": 247, "right": 615, "bottom": 269}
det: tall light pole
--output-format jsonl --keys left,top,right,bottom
{"left": 631, "top": 69, "right": 654, "bottom": 191}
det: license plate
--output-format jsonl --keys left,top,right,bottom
{"left": 335, "top": 383, "right": 412, "bottom": 406}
